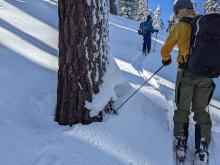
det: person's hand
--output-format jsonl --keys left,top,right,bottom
{"left": 162, "top": 58, "right": 172, "bottom": 66}
{"left": 156, "top": 30, "right": 159, "bottom": 33}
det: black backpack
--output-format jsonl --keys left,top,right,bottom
{"left": 181, "top": 13, "right": 220, "bottom": 78}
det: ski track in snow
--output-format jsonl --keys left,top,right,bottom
{"left": 109, "top": 15, "right": 220, "bottom": 109}
{"left": 109, "top": 15, "right": 220, "bottom": 165}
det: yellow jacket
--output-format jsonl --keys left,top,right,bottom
{"left": 161, "top": 17, "right": 195, "bottom": 71}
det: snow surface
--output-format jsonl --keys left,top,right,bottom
{"left": 0, "top": 0, "right": 220, "bottom": 165}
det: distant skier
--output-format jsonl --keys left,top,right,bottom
{"left": 160, "top": 0, "right": 219, "bottom": 164}
{"left": 139, "top": 15, "right": 158, "bottom": 54}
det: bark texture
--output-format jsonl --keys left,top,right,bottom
{"left": 55, "top": 0, "right": 109, "bottom": 125}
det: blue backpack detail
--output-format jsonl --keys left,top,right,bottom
{"left": 139, "top": 20, "right": 154, "bottom": 35}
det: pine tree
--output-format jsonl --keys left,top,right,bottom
{"left": 56, "top": 0, "right": 109, "bottom": 125}
{"left": 118, "top": 0, "right": 150, "bottom": 21}
{"left": 133, "top": 0, "right": 150, "bottom": 21}
{"left": 204, "top": 0, "right": 220, "bottom": 14}
{"left": 131, "top": 0, "right": 139, "bottom": 20}
{"left": 166, "top": 14, "right": 177, "bottom": 33}
{"left": 109, "top": 0, "right": 117, "bottom": 15}
{"left": 152, "top": 4, "right": 164, "bottom": 30}
{"left": 191, "top": 0, "right": 197, "bottom": 11}
{"left": 167, "top": 0, "right": 181, "bottom": 33}
{"left": 133, "top": 0, "right": 149, "bottom": 21}
{"left": 118, "top": 0, "right": 133, "bottom": 19}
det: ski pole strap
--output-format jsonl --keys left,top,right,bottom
{"left": 115, "top": 65, "right": 164, "bottom": 111}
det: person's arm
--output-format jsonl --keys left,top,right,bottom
{"left": 148, "top": 22, "right": 155, "bottom": 33}
{"left": 161, "top": 25, "right": 179, "bottom": 62}
{"left": 139, "top": 22, "right": 143, "bottom": 30}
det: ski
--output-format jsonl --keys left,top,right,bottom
{"left": 176, "top": 158, "right": 185, "bottom": 165}
{"left": 174, "top": 140, "right": 185, "bottom": 165}
{"left": 193, "top": 137, "right": 209, "bottom": 165}
{"left": 92, "top": 99, "right": 118, "bottom": 122}
{"left": 176, "top": 150, "right": 186, "bottom": 165}
{"left": 193, "top": 153, "right": 209, "bottom": 165}
{"left": 173, "top": 136, "right": 189, "bottom": 165}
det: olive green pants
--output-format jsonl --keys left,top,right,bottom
{"left": 174, "top": 71, "right": 215, "bottom": 145}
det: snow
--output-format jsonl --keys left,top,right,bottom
{"left": 0, "top": 0, "right": 220, "bottom": 165}
{"left": 86, "top": 55, "right": 124, "bottom": 116}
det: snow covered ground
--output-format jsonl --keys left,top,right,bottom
{"left": 0, "top": 1, "right": 220, "bottom": 165}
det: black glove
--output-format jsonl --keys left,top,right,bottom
{"left": 138, "top": 29, "right": 143, "bottom": 35}
{"left": 156, "top": 30, "right": 159, "bottom": 33}
{"left": 162, "top": 58, "right": 172, "bottom": 66}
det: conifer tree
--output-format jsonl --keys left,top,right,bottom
{"left": 56, "top": 0, "right": 109, "bottom": 125}
{"left": 118, "top": 0, "right": 133, "bottom": 19}
{"left": 204, "top": 0, "right": 219, "bottom": 14}
{"left": 167, "top": 0, "right": 177, "bottom": 32}
{"left": 192, "top": 0, "right": 197, "bottom": 11}
{"left": 133, "top": 0, "right": 149, "bottom": 21}
{"left": 118, "top": 0, "right": 150, "bottom": 21}
{"left": 109, "top": 0, "right": 117, "bottom": 15}
{"left": 152, "top": 4, "right": 164, "bottom": 30}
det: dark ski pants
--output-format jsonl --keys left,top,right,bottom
{"left": 143, "top": 33, "right": 151, "bottom": 52}
{"left": 174, "top": 71, "right": 215, "bottom": 145}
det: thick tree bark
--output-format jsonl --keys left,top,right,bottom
{"left": 55, "top": 0, "right": 109, "bottom": 126}
{"left": 109, "top": 0, "right": 117, "bottom": 15}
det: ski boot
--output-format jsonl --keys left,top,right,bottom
{"left": 175, "top": 135, "right": 187, "bottom": 164}
{"left": 194, "top": 137, "right": 209, "bottom": 165}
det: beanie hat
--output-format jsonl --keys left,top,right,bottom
{"left": 147, "top": 15, "right": 152, "bottom": 20}
{"left": 173, "top": 0, "right": 194, "bottom": 15}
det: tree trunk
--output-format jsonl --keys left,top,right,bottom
{"left": 109, "top": 0, "right": 117, "bottom": 15}
{"left": 55, "top": 0, "right": 109, "bottom": 126}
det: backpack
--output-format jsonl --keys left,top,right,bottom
{"left": 180, "top": 13, "right": 220, "bottom": 78}
{"left": 139, "top": 20, "right": 153, "bottom": 35}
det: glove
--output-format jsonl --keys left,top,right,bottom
{"left": 156, "top": 30, "right": 159, "bottom": 33}
{"left": 138, "top": 29, "right": 143, "bottom": 35}
{"left": 162, "top": 58, "right": 172, "bottom": 66}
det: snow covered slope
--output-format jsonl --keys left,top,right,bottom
{"left": 109, "top": 14, "right": 220, "bottom": 102}
{"left": 109, "top": 14, "right": 220, "bottom": 165}
{"left": 0, "top": 1, "right": 220, "bottom": 165}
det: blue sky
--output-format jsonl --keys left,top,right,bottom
{"left": 149, "top": 0, "right": 218, "bottom": 27}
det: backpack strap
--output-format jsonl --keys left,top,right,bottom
{"left": 180, "top": 16, "right": 203, "bottom": 49}
{"left": 178, "top": 15, "right": 203, "bottom": 71}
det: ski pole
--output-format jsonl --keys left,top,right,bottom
{"left": 114, "top": 65, "right": 165, "bottom": 112}
{"left": 153, "top": 32, "right": 158, "bottom": 52}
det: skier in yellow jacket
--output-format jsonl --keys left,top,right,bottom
{"left": 160, "top": 0, "right": 215, "bottom": 164}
